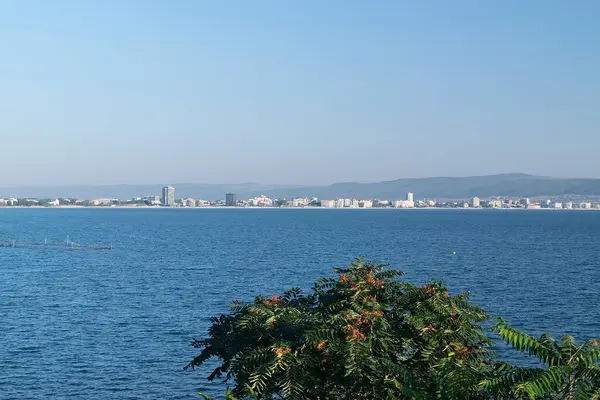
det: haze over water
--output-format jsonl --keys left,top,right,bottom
{"left": 0, "top": 208, "right": 598, "bottom": 398}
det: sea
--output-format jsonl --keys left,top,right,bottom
{"left": 1, "top": 208, "right": 599, "bottom": 399}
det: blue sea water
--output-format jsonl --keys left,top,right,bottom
{"left": 0, "top": 208, "right": 599, "bottom": 399}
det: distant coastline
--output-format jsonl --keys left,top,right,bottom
{"left": 1, "top": 205, "right": 598, "bottom": 211}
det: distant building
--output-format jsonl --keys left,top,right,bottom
{"left": 321, "top": 200, "right": 336, "bottom": 208}
{"left": 361, "top": 200, "right": 373, "bottom": 209}
{"left": 350, "top": 199, "right": 360, "bottom": 208}
{"left": 565, "top": 201, "right": 573, "bottom": 210}
{"left": 162, "top": 186, "right": 175, "bottom": 207}
{"left": 184, "top": 198, "right": 196, "bottom": 207}
{"left": 582, "top": 202, "right": 592, "bottom": 209}
{"left": 225, "top": 193, "right": 237, "bottom": 207}
{"left": 140, "top": 195, "right": 161, "bottom": 205}
{"left": 553, "top": 202, "right": 563, "bottom": 209}
{"left": 343, "top": 198, "right": 352, "bottom": 207}
{"left": 407, "top": 192, "right": 414, "bottom": 203}
{"left": 249, "top": 195, "right": 273, "bottom": 207}
{"left": 520, "top": 198, "right": 530, "bottom": 206}
{"left": 292, "top": 197, "right": 309, "bottom": 207}
{"left": 472, "top": 197, "right": 480, "bottom": 208}
{"left": 393, "top": 199, "right": 415, "bottom": 208}
{"left": 488, "top": 200, "right": 502, "bottom": 208}
{"left": 527, "top": 204, "right": 541, "bottom": 209}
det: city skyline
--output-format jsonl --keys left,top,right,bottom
{"left": 1, "top": 1, "right": 600, "bottom": 186}
{"left": 4, "top": 172, "right": 600, "bottom": 200}
{"left": 1, "top": 185, "right": 598, "bottom": 211}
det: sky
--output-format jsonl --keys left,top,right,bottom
{"left": 1, "top": 0, "right": 599, "bottom": 186}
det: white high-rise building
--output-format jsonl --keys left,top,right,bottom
{"left": 407, "top": 192, "right": 414, "bottom": 202}
{"left": 472, "top": 197, "right": 480, "bottom": 208}
{"left": 335, "top": 199, "right": 345, "bottom": 208}
{"left": 161, "top": 186, "right": 175, "bottom": 207}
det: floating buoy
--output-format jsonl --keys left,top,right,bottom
{"left": 452, "top": 252, "right": 456, "bottom": 255}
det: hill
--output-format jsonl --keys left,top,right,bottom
{"left": 249, "top": 173, "right": 600, "bottom": 200}
{"left": 3, "top": 174, "right": 600, "bottom": 200}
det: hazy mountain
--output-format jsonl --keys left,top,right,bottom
{"left": 3, "top": 174, "right": 600, "bottom": 200}
{"left": 246, "top": 173, "right": 600, "bottom": 200}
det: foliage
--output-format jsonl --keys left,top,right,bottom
{"left": 187, "top": 258, "right": 600, "bottom": 399}
{"left": 186, "top": 258, "right": 496, "bottom": 399}
{"left": 480, "top": 319, "right": 600, "bottom": 399}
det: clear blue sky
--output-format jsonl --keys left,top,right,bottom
{"left": 1, "top": 0, "right": 599, "bottom": 186}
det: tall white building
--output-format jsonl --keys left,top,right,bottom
{"left": 335, "top": 199, "right": 345, "bottom": 208}
{"left": 162, "top": 186, "right": 175, "bottom": 207}
{"left": 407, "top": 192, "right": 414, "bottom": 203}
{"left": 472, "top": 197, "right": 480, "bottom": 208}
{"left": 351, "top": 199, "right": 360, "bottom": 208}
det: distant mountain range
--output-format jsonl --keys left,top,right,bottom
{"left": 3, "top": 174, "right": 600, "bottom": 200}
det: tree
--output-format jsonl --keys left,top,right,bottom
{"left": 480, "top": 319, "right": 600, "bottom": 399}
{"left": 186, "top": 259, "right": 495, "bottom": 399}
{"left": 187, "top": 259, "right": 600, "bottom": 399}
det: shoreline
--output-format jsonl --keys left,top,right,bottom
{"left": 0, "top": 206, "right": 597, "bottom": 211}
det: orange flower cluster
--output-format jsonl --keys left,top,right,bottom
{"left": 344, "top": 310, "right": 383, "bottom": 336}
{"left": 263, "top": 295, "right": 282, "bottom": 307}
{"left": 453, "top": 344, "right": 470, "bottom": 359}
{"left": 362, "top": 310, "right": 384, "bottom": 318}
{"left": 339, "top": 274, "right": 349, "bottom": 282}
{"left": 362, "top": 295, "right": 376, "bottom": 304}
{"left": 423, "top": 284, "right": 436, "bottom": 296}
{"left": 365, "top": 275, "right": 385, "bottom": 288}
{"left": 346, "top": 327, "right": 367, "bottom": 342}
{"left": 316, "top": 340, "right": 328, "bottom": 351}
{"left": 273, "top": 346, "right": 291, "bottom": 356}
{"left": 423, "top": 324, "right": 436, "bottom": 332}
